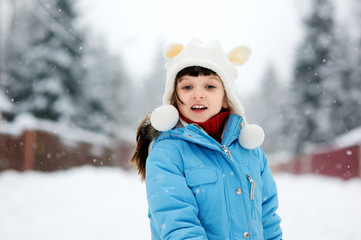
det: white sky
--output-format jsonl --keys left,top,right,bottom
{"left": 76, "top": 0, "right": 307, "bottom": 96}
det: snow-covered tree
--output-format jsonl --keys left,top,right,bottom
{"left": 81, "top": 34, "right": 133, "bottom": 135}
{"left": 0, "top": 0, "right": 121, "bottom": 135}
{"left": 0, "top": 0, "right": 9, "bottom": 90}
{"left": 2, "top": 0, "right": 85, "bottom": 123}
{"left": 289, "top": 0, "right": 341, "bottom": 153}
{"left": 323, "top": 29, "right": 358, "bottom": 137}
{"left": 341, "top": 0, "right": 361, "bottom": 132}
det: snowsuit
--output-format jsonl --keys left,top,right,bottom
{"left": 145, "top": 114, "right": 282, "bottom": 240}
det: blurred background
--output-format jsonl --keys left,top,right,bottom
{"left": 0, "top": 0, "right": 361, "bottom": 239}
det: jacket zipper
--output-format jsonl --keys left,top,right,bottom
{"left": 247, "top": 174, "right": 255, "bottom": 200}
{"left": 247, "top": 174, "right": 255, "bottom": 213}
{"left": 222, "top": 144, "right": 256, "bottom": 217}
{"left": 221, "top": 145, "right": 233, "bottom": 162}
{"left": 191, "top": 125, "right": 232, "bottom": 159}
{"left": 189, "top": 123, "right": 256, "bottom": 226}
{"left": 221, "top": 144, "right": 255, "bottom": 201}
{"left": 219, "top": 144, "right": 234, "bottom": 239}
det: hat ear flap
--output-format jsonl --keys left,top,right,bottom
{"left": 228, "top": 46, "right": 251, "bottom": 66}
{"left": 165, "top": 43, "right": 184, "bottom": 59}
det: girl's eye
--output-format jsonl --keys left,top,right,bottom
{"left": 182, "top": 85, "right": 192, "bottom": 90}
{"left": 206, "top": 85, "right": 216, "bottom": 89}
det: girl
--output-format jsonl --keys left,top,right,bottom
{"left": 131, "top": 39, "right": 282, "bottom": 240}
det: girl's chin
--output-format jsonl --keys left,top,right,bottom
{"left": 186, "top": 114, "right": 210, "bottom": 123}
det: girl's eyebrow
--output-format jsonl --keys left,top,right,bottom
{"left": 178, "top": 75, "right": 221, "bottom": 82}
{"left": 207, "top": 77, "right": 223, "bottom": 85}
{"left": 208, "top": 77, "right": 222, "bottom": 82}
{"left": 177, "top": 76, "right": 192, "bottom": 82}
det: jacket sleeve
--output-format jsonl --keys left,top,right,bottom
{"left": 259, "top": 149, "right": 283, "bottom": 240}
{"left": 145, "top": 144, "right": 208, "bottom": 240}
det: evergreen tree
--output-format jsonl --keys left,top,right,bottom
{"left": 342, "top": 0, "right": 361, "bottom": 131}
{"left": 323, "top": 28, "right": 358, "bottom": 136}
{"left": 0, "top": 0, "right": 7, "bottom": 90}
{"left": 2, "top": 0, "right": 85, "bottom": 123}
{"left": 81, "top": 35, "right": 133, "bottom": 136}
{"left": 0, "top": 0, "right": 10, "bottom": 117}
{"left": 289, "top": 0, "right": 340, "bottom": 153}
{"left": 0, "top": 0, "right": 116, "bottom": 133}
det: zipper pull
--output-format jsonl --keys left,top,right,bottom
{"left": 221, "top": 145, "right": 233, "bottom": 161}
{"left": 247, "top": 174, "right": 255, "bottom": 200}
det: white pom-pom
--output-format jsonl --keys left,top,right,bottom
{"left": 150, "top": 105, "right": 179, "bottom": 131}
{"left": 239, "top": 124, "right": 265, "bottom": 149}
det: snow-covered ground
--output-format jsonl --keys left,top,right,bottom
{"left": 1, "top": 166, "right": 360, "bottom": 240}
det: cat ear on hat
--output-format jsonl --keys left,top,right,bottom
{"left": 165, "top": 43, "right": 184, "bottom": 59}
{"left": 228, "top": 46, "right": 251, "bottom": 66}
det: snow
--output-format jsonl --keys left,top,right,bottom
{"left": 332, "top": 126, "right": 361, "bottom": 148}
{"left": 0, "top": 113, "right": 113, "bottom": 148}
{"left": 1, "top": 166, "right": 360, "bottom": 240}
{"left": 0, "top": 167, "right": 149, "bottom": 240}
{"left": 0, "top": 90, "right": 13, "bottom": 112}
{"left": 277, "top": 174, "right": 361, "bottom": 239}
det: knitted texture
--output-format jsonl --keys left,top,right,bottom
{"left": 180, "top": 111, "right": 230, "bottom": 143}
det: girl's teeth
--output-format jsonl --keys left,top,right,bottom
{"left": 192, "top": 105, "right": 206, "bottom": 109}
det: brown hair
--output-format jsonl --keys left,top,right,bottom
{"left": 130, "top": 66, "right": 221, "bottom": 180}
{"left": 130, "top": 114, "right": 159, "bottom": 180}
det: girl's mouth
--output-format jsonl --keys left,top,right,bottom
{"left": 191, "top": 105, "right": 207, "bottom": 111}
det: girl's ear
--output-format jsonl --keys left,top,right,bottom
{"left": 228, "top": 46, "right": 251, "bottom": 66}
{"left": 222, "top": 97, "right": 229, "bottom": 109}
{"left": 165, "top": 43, "right": 184, "bottom": 59}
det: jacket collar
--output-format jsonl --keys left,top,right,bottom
{"left": 154, "top": 114, "right": 243, "bottom": 150}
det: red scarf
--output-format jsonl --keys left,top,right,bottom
{"left": 180, "top": 111, "right": 230, "bottom": 143}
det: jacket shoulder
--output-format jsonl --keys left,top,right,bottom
{"left": 147, "top": 135, "right": 185, "bottom": 167}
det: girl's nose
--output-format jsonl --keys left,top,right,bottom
{"left": 192, "top": 87, "right": 205, "bottom": 99}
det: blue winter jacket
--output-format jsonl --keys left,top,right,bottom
{"left": 145, "top": 114, "right": 282, "bottom": 240}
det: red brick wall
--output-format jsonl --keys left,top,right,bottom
{"left": 271, "top": 144, "right": 361, "bottom": 180}
{"left": 0, "top": 132, "right": 25, "bottom": 170}
{"left": 0, "top": 130, "right": 134, "bottom": 172}
{"left": 311, "top": 145, "right": 360, "bottom": 180}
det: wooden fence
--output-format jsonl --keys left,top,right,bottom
{"left": 0, "top": 129, "right": 134, "bottom": 172}
{"left": 271, "top": 144, "right": 361, "bottom": 180}
{"left": 3, "top": 119, "right": 359, "bottom": 180}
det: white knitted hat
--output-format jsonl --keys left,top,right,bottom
{"left": 150, "top": 39, "right": 264, "bottom": 149}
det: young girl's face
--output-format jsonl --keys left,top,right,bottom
{"left": 176, "top": 74, "right": 228, "bottom": 123}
